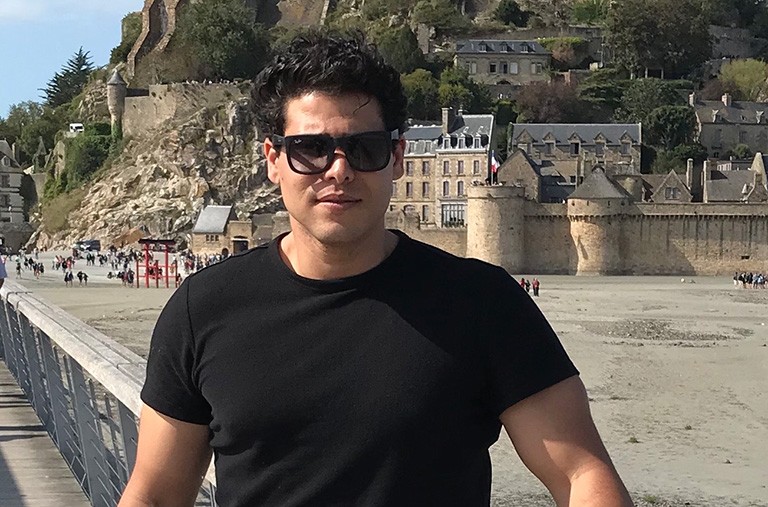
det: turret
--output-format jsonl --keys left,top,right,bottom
{"left": 466, "top": 184, "right": 526, "bottom": 273}
{"left": 567, "top": 167, "right": 630, "bottom": 275}
{"left": 107, "top": 69, "right": 128, "bottom": 139}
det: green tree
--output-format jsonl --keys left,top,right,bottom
{"left": 413, "top": 0, "right": 471, "bottom": 36}
{"left": 515, "top": 0, "right": 574, "bottom": 26}
{"left": 614, "top": 78, "right": 683, "bottom": 125}
{"left": 2, "top": 102, "right": 44, "bottom": 151}
{"left": 401, "top": 69, "right": 440, "bottom": 120}
{"left": 645, "top": 105, "right": 696, "bottom": 150}
{"left": 19, "top": 106, "right": 70, "bottom": 165}
{"left": 41, "top": 48, "right": 95, "bottom": 107}
{"left": 650, "top": 149, "right": 685, "bottom": 174}
{"left": 572, "top": 0, "right": 609, "bottom": 24}
{"left": 670, "top": 143, "right": 708, "bottom": 164}
{"left": 64, "top": 134, "right": 111, "bottom": 190}
{"left": 494, "top": 0, "right": 531, "bottom": 26}
{"left": 514, "top": 82, "right": 591, "bottom": 123}
{"left": 729, "top": 143, "right": 753, "bottom": 159}
{"left": 606, "top": 0, "right": 711, "bottom": 78}
{"left": 110, "top": 12, "right": 142, "bottom": 64}
{"left": 438, "top": 66, "right": 492, "bottom": 113}
{"left": 718, "top": 59, "right": 768, "bottom": 101}
{"left": 178, "top": 0, "right": 271, "bottom": 80}
{"left": 578, "top": 68, "right": 631, "bottom": 119}
{"left": 375, "top": 26, "right": 424, "bottom": 74}
{"left": 362, "top": 0, "right": 416, "bottom": 20}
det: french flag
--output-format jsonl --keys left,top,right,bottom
{"left": 490, "top": 150, "right": 500, "bottom": 174}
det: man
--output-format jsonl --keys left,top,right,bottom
{"left": 120, "top": 32, "right": 632, "bottom": 506}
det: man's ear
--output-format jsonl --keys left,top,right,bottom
{"left": 392, "top": 138, "right": 405, "bottom": 181}
{"left": 264, "top": 137, "right": 280, "bottom": 185}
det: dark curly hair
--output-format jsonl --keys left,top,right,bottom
{"left": 252, "top": 30, "right": 408, "bottom": 138}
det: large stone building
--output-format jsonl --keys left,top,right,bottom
{"left": 502, "top": 124, "right": 642, "bottom": 202}
{"left": 691, "top": 92, "right": 768, "bottom": 158}
{"left": 0, "top": 141, "right": 27, "bottom": 223}
{"left": 190, "top": 205, "right": 252, "bottom": 256}
{"left": 392, "top": 107, "right": 495, "bottom": 227}
{"left": 454, "top": 40, "right": 551, "bottom": 92}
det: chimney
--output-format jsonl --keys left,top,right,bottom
{"left": 702, "top": 159, "right": 712, "bottom": 202}
{"left": 441, "top": 107, "right": 455, "bottom": 135}
{"left": 686, "top": 158, "right": 694, "bottom": 189}
{"left": 688, "top": 92, "right": 697, "bottom": 107}
{"left": 722, "top": 93, "right": 732, "bottom": 107}
{"left": 11, "top": 142, "right": 19, "bottom": 164}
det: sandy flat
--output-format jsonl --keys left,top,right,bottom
{"left": 15, "top": 252, "right": 768, "bottom": 506}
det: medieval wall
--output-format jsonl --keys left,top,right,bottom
{"left": 123, "top": 83, "right": 246, "bottom": 137}
{"left": 522, "top": 203, "right": 574, "bottom": 274}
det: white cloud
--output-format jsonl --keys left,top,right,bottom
{"left": 0, "top": 0, "right": 143, "bottom": 22}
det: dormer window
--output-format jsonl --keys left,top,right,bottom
{"left": 458, "top": 137, "right": 465, "bottom": 149}
{"left": 570, "top": 141, "right": 580, "bottom": 155}
{"left": 442, "top": 136, "right": 451, "bottom": 149}
{"left": 479, "top": 42, "right": 487, "bottom": 52}
{"left": 474, "top": 136, "right": 481, "bottom": 148}
{"left": 520, "top": 43, "right": 530, "bottom": 53}
{"left": 501, "top": 43, "right": 510, "bottom": 52}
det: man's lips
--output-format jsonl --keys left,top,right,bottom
{"left": 316, "top": 195, "right": 361, "bottom": 203}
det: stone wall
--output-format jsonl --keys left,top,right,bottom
{"left": 123, "top": 83, "right": 246, "bottom": 137}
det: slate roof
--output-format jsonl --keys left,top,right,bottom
{"left": 706, "top": 170, "right": 755, "bottom": 202}
{"left": 192, "top": 205, "right": 237, "bottom": 234}
{"left": 641, "top": 174, "right": 667, "bottom": 192}
{"left": 694, "top": 100, "right": 768, "bottom": 124}
{"left": 511, "top": 124, "right": 641, "bottom": 146}
{"left": 0, "top": 140, "right": 19, "bottom": 168}
{"left": 404, "top": 124, "right": 442, "bottom": 141}
{"left": 107, "top": 69, "right": 127, "bottom": 86}
{"left": 569, "top": 167, "right": 633, "bottom": 200}
{"left": 404, "top": 115, "right": 494, "bottom": 154}
{"left": 456, "top": 40, "right": 550, "bottom": 55}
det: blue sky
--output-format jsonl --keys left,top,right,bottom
{"left": 0, "top": 0, "right": 144, "bottom": 117}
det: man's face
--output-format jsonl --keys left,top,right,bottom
{"left": 264, "top": 92, "right": 404, "bottom": 246}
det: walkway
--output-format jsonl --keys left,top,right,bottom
{"left": 0, "top": 363, "right": 89, "bottom": 507}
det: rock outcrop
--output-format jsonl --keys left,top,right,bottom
{"left": 30, "top": 90, "right": 282, "bottom": 250}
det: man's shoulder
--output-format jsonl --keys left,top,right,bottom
{"left": 186, "top": 244, "right": 271, "bottom": 291}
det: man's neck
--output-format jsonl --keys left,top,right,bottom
{"left": 278, "top": 225, "right": 398, "bottom": 280}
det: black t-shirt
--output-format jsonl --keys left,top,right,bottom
{"left": 141, "top": 231, "right": 578, "bottom": 506}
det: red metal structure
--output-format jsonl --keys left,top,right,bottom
{"left": 136, "top": 239, "right": 176, "bottom": 288}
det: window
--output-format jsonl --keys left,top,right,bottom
{"left": 443, "top": 181, "right": 450, "bottom": 196}
{"left": 422, "top": 205, "right": 430, "bottom": 222}
{"left": 458, "top": 137, "right": 465, "bottom": 149}
{"left": 520, "top": 44, "right": 530, "bottom": 53}
{"left": 406, "top": 182, "right": 413, "bottom": 198}
{"left": 740, "top": 131, "right": 748, "bottom": 144}
{"left": 473, "top": 136, "right": 481, "bottom": 148}
{"left": 422, "top": 161, "right": 430, "bottom": 175}
{"left": 1, "top": 158, "right": 8, "bottom": 167}
{"left": 458, "top": 161, "right": 465, "bottom": 174}
{"left": 544, "top": 142, "right": 554, "bottom": 155}
{"left": 569, "top": 176, "right": 577, "bottom": 184}
{"left": 406, "top": 161, "right": 414, "bottom": 176}
{"left": 509, "top": 62, "right": 519, "bottom": 74}
{"left": 473, "top": 160, "right": 481, "bottom": 174}
{"left": 469, "top": 62, "right": 477, "bottom": 74}
{"left": 489, "top": 63, "right": 497, "bottom": 73}
{"left": 458, "top": 181, "right": 465, "bottom": 196}
{"left": 570, "top": 142, "right": 580, "bottom": 155}
{"left": 479, "top": 42, "right": 487, "bottom": 52}
{"left": 595, "top": 142, "right": 604, "bottom": 157}
{"left": 620, "top": 142, "right": 631, "bottom": 155}
{"left": 441, "top": 203, "right": 466, "bottom": 227}
{"left": 0, "top": 175, "right": 9, "bottom": 187}
{"left": 664, "top": 187, "right": 681, "bottom": 200}
{"left": 501, "top": 63, "right": 509, "bottom": 74}
{"left": 532, "top": 63, "right": 544, "bottom": 74}
{"left": 443, "top": 161, "right": 450, "bottom": 175}
{"left": 422, "top": 181, "right": 430, "bottom": 197}
{"left": 442, "top": 137, "right": 450, "bottom": 149}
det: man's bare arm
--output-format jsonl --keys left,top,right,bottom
{"left": 119, "top": 405, "right": 212, "bottom": 507}
{"left": 500, "top": 375, "right": 633, "bottom": 506}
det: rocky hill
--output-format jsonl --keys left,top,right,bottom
{"left": 31, "top": 84, "right": 281, "bottom": 250}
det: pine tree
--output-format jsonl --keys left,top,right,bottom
{"left": 40, "top": 47, "right": 95, "bottom": 107}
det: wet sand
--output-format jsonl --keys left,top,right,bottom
{"left": 17, "top": 252, "right": 768, "bottom": 506}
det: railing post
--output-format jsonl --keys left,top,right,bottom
{"left": 9, "top": 305, "right": 31, "bottom": 398}
{"left": 1, "top": 300, "right": 19, "bottom": 379}
{"left": 19, "top": 316, "right": 52, "bottom": 429}
{"left": 69, "top": 358, "right": 114, "bottom": 506}
{"left": 117, "top": 401, "right": 139, "bottom": 479}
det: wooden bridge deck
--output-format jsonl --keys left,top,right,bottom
{"left": 0, "top": 363, "right": 89, "bottom": 507}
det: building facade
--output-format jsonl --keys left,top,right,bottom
{"left": 454, "top": 40, "right": 551, "bottom": 88}
{"left": 190, "top": 205, "right": 252, "bottom": 256}
{"left": 692, "top": 93, "right": 768, "bottom": 158}
{"left": 0, "top": 140, "right": 27, "bottom": 223}
{"left": 392, "top": 108, "right": 494, "bottom": 227}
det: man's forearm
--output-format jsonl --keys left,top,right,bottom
{"left": 566, "top": 463, "right": 634, "bottom": 506}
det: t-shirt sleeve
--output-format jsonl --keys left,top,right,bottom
{"left": 483, "top": 267, "right": 579, "bottom": 416}
{"left": 141, "top": 279, "right": 212, "bottom": 425}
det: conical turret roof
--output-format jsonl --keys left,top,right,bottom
{"left": 107, "top": 69, "right": 127, "bottom": 86}
{"left": 569, "top": 166, "right": 633, "bottom": 200}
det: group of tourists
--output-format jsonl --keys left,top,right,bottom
{"left": 180, "top": 252, "right": 227, "bottom": 273}
{"left": 733, "top": 272, "right": 767, "bottom": 288}
{"left": 519, "top": 277, "right": 542, "bottom": 296}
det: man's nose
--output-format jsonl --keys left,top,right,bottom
{"left": 323, "top": 149, "right": 356, "bottom": 183}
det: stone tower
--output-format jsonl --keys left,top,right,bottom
{"left": 107, "top": 69, "right": 128, "bottom": 137}
{"left": 466, "top": 184, "right": 526, "bottom": 273}
{"left": 567, "top": 167, "right": 630, "bottom": 275}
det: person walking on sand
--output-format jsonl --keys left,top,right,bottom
{"left": 532, "top": 278, "right": 540, "bottom": 297}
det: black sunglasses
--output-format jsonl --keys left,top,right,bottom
{"left": 271, "top": 130, "right": 399, "bottom": 175}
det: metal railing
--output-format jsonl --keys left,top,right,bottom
{"left": 0, "top": 281, "right": 217, "bottom": 506}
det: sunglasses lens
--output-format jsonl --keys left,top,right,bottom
{"left": 288, "top": 136, "right": 332, "bottom": 174}
{"left": 345, "top": 133, "right": 392, "bottom": 172}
